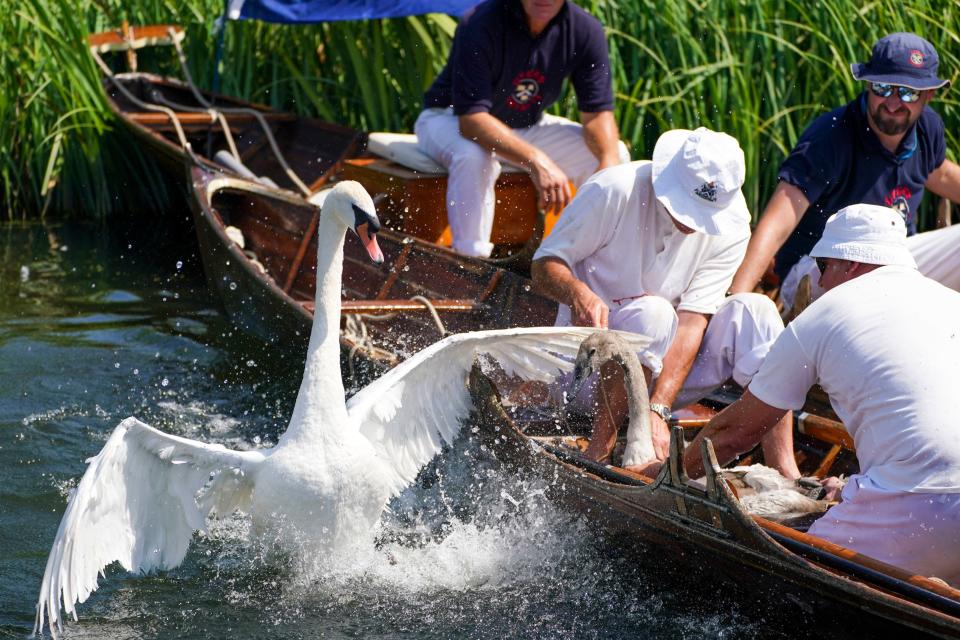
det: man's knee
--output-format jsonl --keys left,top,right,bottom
{"left": 448, "top": 142, "right": 499, "bottom": 175}
{"left": 720, "top": 292, "right": 783, "bottom": 336}
{"left": 609, "top": 295, "right": 678, "bottom": 371}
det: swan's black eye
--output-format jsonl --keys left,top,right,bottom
{"left": 352, "top": 204, "right": 381, "bottom": 233}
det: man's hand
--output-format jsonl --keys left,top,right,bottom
{"left": 530, "top": 152, "right": 572, "bottom": 213}
{"left": 649, "top": 411, "right": 671, "bottom": 460}
{"left": 569, "top": 284, "right": 608, "bottom": 327}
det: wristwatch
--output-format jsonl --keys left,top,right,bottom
{"left": 650, "top": 403, "right": 672, "bottom": 422}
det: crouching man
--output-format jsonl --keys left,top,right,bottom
{"left": 684, "top": 204, "right": 960, "bottom": 585}
{"left": 531, "top": 127, "right": 799, "bottom": 479}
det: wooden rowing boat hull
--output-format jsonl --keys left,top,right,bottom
{"left": 467, "top": 366, "right": 960, "bottom": 638}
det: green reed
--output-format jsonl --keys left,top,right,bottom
{"left": 3, "top": 0, "right": 958, "bottom": 225}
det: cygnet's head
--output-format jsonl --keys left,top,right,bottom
{"left": 313, "top": 180, "right": 384, "bottom": 264}
{"left": 570, "top": 331, "right": 626, "bottom": 397}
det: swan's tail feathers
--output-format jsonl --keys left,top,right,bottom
{"left": 34, "top": 417, "right": 265, "bottom": 636}
{"left": 348, "top": 327, "right": 653, "bottom": 497}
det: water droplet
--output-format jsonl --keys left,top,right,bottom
{"left": 246, "top": 359, "right": 256, "bottom": 368}
{"left": 161, "top": 378, "right": 170, "bottom": 387}
{"left": 176, "top": 260, "right": 183, "bottom": 270}
{"left": 229, "top": 282, "right": 238, "bottom": 290}
{"left": 114, "top": 362, "right": 120, "bottom": 369}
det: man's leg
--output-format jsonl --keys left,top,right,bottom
{"left": 414, "top": 108, "right": 501, "bottom": 257}
{"left": 906, "top": 224, "right": 960, "bottom": 292}
{"left": 677, "top": 292, "right": 801, "bottom": 479}
{"left": 515, "top": 113, "right": 630, "bottom": 187}
{"left": 809, "top": 476, "right": 960, "bottom": 585}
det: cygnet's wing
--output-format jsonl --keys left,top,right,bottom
{"left": 36, "top": 417, "right": 266, "bottom": 636}
{"left": 347, "top": 327, "right": 651, "bottom": 496}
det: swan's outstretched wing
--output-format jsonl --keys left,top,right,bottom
{"left": 36, "top": 417, "right": 266, "bottom": 635}
{"left": 347, "top": 327, "right": 651, "bottom": 496}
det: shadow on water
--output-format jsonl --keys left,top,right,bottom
{"left": 0, "top": 221, "right": 874, "bottom": 639}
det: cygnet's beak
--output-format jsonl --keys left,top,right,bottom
{"left": 356, "top": 222, "right": 384, "bottom": 265}
{"left": 568, "top": 360, "right": 593, "bottom": 400}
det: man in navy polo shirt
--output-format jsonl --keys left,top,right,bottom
{"left": 729, "top": 33, "right": 960, "bottom": 306}
{"left": 414, "top": 0, "right": 629, "bottom": 258}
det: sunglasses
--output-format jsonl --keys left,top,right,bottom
{"left": 869, "top": 82, "right": 922, "bottom": 104}
{"left": 815, "top": 257, "right": 830, "bottom": 274}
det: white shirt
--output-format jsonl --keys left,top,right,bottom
{"left": 533, "top": 161, "right": 749, "bottom": 326}
{"left": 749, "top": 266, "right": 960, "bottom": 493}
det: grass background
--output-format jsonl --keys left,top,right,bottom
{"left": 2, "top": 0, "right": 958, "bottom": 226}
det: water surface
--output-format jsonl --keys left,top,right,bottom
{"left": 2, "top": 222, "right": 780, "bottom": 639}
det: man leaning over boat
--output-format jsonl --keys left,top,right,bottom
{"left": 530, "top": 127, "right": 801, "bottom": 481}
{"left": 683, "top": 204, "right": 960, "bottom": 586}
{"left": 414, "top": 0, "right": 629, "bottom": 258}
{"left": 728, "top": 32, "right": 960, "bottom": 312}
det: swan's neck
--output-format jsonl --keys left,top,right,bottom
{"left": 281, "top": 217, "right": 350, "bottom": 445}
{"left": 616, "top": 351, "right": 655, "bottom": 463}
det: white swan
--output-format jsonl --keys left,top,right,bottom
{"left": 570, "top": 331, "right": 656, "bottom": 467}
{"left": 34, "top": 180, "right": 651, "bottom": 636}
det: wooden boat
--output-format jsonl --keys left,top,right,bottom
{"left": 466, "top": 365, "right": 960, "bottom": 638}
{"left": 89, "top": 24, "right": 549, "bottom": 254}
{"left": 186, "top": 162, "right": 557, "bottom": 373}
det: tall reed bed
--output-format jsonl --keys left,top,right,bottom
{"left": 3, "top": 0, "right": 958, "bottom": 224}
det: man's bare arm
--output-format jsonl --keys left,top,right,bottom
{"left": 531, "top": 257, "right": 608, "bottom": 327}
{"left": 728, "top": 182, "right": 809, "bottom": 294}
{"left": 925, "top": 158, "right": 960, "bottom": 204}
{"left": 581, "top": 110, "right": 622, "bottom": 171}
{"left": 645, "top": 311, "right": 709, "bottom": 458}
{"left": 682, "top": 390, "right": 788, "bottom": 478}
{"left": 459, "top": 112, "right": 571, "bottom": 211}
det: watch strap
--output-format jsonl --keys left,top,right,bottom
{"left": 650, "top": 403, "right": 672, "bottom": 421}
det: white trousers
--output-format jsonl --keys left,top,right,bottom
{"left": 561, "top": 293, "right": 784, "bottom": 411}
{"left": 780, "top": 225, "right": 960, "bottom": 313}
{"left": 414, "top": 107, "right": 631, "bottom": 257}
{"left": 808, "top": 475, "right": 960, "bottom": 586}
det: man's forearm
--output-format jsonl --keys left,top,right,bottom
{"left": 926, "top": 158, "right": 960, "bottom": 205}
{"left": 682, "top": 390, "right": 788, "bottom": 477}
{"left": 581, "top": 110, "right": 621, "bottom": 169}
{"left": 729, "top": 182, "right": 809, "bottom": 294}
{"left": 531, "top": 257, "right": 584, "bottom": 307}
{"left": 650, "top": 312, "right": 708, "bottom": 407}
{"left": 458, "top": 112, "right": 543, "bottom": 169}
{"left": 531, "top": 257, "right": 608, "bottom": 328}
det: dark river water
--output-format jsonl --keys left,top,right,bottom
{"left": 0, "top": 221, "right": 791, "bottom": 639}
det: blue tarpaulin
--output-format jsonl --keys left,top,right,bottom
{"left": 226, "top": 0, "right": 479, "bottom": 23}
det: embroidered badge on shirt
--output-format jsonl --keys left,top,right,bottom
{"left": 909, "top": 50, "right": 925, "bottom": 67}
{"left": 885, "top": 185, "right": 913, "bottom": 224}
{"left": 693, "top": 181, "right": 718, "bottom": 202}
{"left": 508, "top": 70, "right": 545, "bottom": 111}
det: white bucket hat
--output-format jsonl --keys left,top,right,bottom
{"left": 651, "top": 127, "right": 751, "bottom": 236}
{"left": 810, "top": 203, "right": 917, "bottom": 268}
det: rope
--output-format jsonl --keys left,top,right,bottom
{"left": 339, "top": 295, "right": 450, "bottom": 379}
{"left": 91, "top": 50, "right": 191, "bottom": 152}
{"left": 165, "top": 28, "right": 312, "bottom": 197}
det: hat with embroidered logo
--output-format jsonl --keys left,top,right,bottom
{"left": 851, "top": 32, "right": 950, "bottom": 91}
{"left": 810, "top": 203, "right": 917, "bottom": 268}
{"left": 651, "top": 127, "right": 751, "bottom": 236}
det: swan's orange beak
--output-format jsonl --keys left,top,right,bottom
{"left": 356, "top": 222, "right": 384, "bottom": 265}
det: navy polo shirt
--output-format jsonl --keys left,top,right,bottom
{"left": 774, "top": 93, "right": 946, "bottom": 280}
{"left": 422, "top": 0, "right": 614, "bottom": 129}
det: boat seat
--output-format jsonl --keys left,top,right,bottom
{"left": 366, "top": 132, "right": 525, "bottom": 175}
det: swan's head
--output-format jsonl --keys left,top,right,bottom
{"left": 316, "top": 180, "right": 384, "bottom": 264}
{"left": 570, "top": 331, "right": 626, "bottom": 398}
